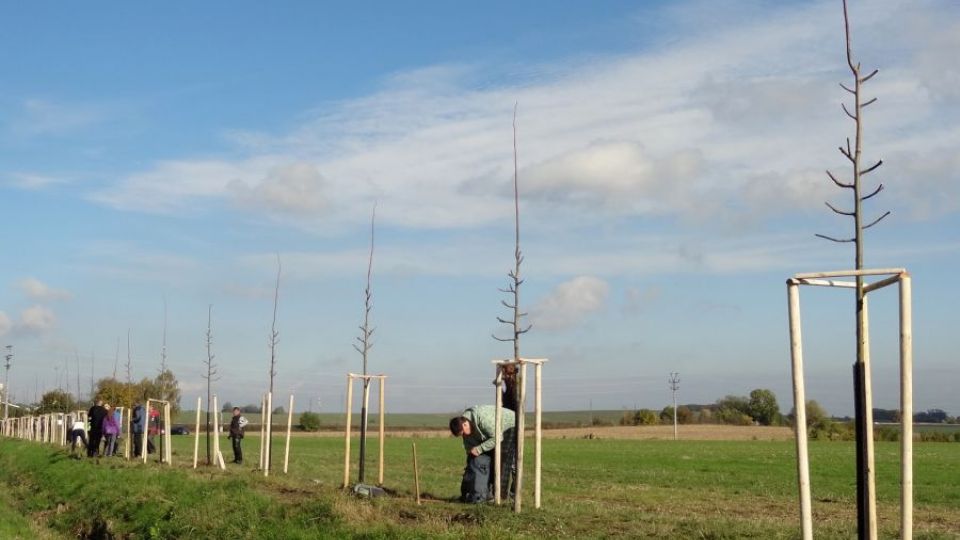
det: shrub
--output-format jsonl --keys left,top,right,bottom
{"left": 299, "top": 411, "right": 321, "bottom": 431}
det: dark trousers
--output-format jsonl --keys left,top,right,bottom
{"left": 133, "top": 432, "right": 143, "bottom": 456}
{"left": 69, "top": 429, "right": 88, "bottom": 453}
{"left": 87, "top": 430, "right": 103, "bottom": 457}
{"left": 231, "top": 436, "right": 243, "bottom": 463}
{"left": 460, "top": 427, "right": 517, "bottom": 502}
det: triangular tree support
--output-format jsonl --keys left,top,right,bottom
{"left": 786, "top": 268, "right": 913, "bottom": 540}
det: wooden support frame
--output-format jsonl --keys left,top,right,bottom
{"left": 142, "top": 399, "right": 173, "bottom": 465}
{"left": 342, "top": 373, "right": 387, "bottom": 488}
{"left": 491, "top": 358, "right": 548, "bottom": 512}
{"left": 786, "top": 269, "right": 913, "bottom": 540}
{"left": 212, "top": 395, "right": 225, "bottom": 469}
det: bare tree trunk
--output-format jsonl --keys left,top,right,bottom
{"left": 354, "top": 204, "right": 376, "bottom": 484}
{"left": 815, "top": 3, "right": 889, "bottom": 537}
{"left": 493, "top": 104, "right": 531, "bottom": 511}
{"left": 203, "top": 305, "right": 218, "bottom": 466}
{"left": 268, "top": 254, "right": 281, "bottom": 470}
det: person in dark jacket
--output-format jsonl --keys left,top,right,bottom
{"left": 228, "top": 407, "right": 247, "bottom": 464}
{"left": 87, "top": 399, "right": 108, "bottom": 457}
{"left": 131, "top": 401, "right": 145, "bottom": 457}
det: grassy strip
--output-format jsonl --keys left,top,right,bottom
{"left": 2, "top": 436, "right": 959, "bottom": 539}
{"left": 0, "top": 440, "right": 345, "bottom": 539}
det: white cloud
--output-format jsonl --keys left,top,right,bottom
{"left": 10, "top": 98, "right": 103, "bottom": 137}
{"left": 228, "top": 162, "right": 328, "bottom": 215}
{"left": 76, "top": 0, "right": 958, "bottom": 293}
{"left": 18, "top": 305, "right": 56, "bottom": 334}
{"left": 0, "top": 311, "right": 10, "bottom": 336}
{"left": 19, "top": 277, "right": 72, "bottom": 301}
{"left": 4, "top": 172, "right": 70, "bottom": 190}
{"left": 530, "top": 276, "right": 610, "bottom": 331}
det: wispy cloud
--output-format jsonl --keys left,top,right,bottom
{"left": 91, "top": 0, "right": 956, "bottom": 235}
{"left": 4, "top": 172, "right": 71, "bottom": 190}
{"left": 19, "top": 277, "right": 72, "bottom": 302}
{"left": 17, "top": 305, "right": 56, "bottom": 334}
{"left": 0, "top": 311, "right": 10, "bottom": 336}
{"left": 9, "top": 98, "right": 104, "bottom": 138}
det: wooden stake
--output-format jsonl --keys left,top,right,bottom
{"left": 494, "top": 367, "right": 503, "bottom": 505}
{"left": 412, "top": 442, "right": 421, "bottom": 505}
{"left": 259, "top": 394, "right": 266, "bottom": 471}
{"left": 343, "top": 375, "right": 353, "bottom": 488}
{"left": 212, "top": 396, "right": 224, "bottom": 470}
{"left": 787, "top": 282, "right": 813, "bottom": 540}
{"left": 193, "top": 397, "right": 201, "bottom": 468}
{"left": 264, "top": 391, "right": 272, "bottom": 477}
{"left": 284, "top": 394, "right": 294, "bottom": 474}
{"left": 535, "top": 362, "right": 542, "bottom": 509}
{"left": 378, "top": 378, "right": 385, "bottom": 486}
{"left": 899, "top": 275, "right": 913, "bottom": 540}
{"left": 141, "top": 401, "right": 150, "bottom": 464}
{"left": 164, "top": 402, "right": 172, "bottom": 465}
{"left": 514, "top": 362, "right": 526, "bottom": 513}
{"left": 862, "top": 296, "right": 877, "bottom": 535}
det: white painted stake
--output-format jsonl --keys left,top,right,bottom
{"left": 534, "top": 362, "right": 543, "bottom": 509}
{"left": 284, "top": 394, "right": 294, "bottom": 474}
{"left": 141, "top": 401, "right": 150, "bottom": 464}
{"left": 862, "top": 295, "right": 878, "bottom": 540}
{"left": 378, "top": 379, "right": 385, "bottom": 486}
{"left": 193, "top": 396, "right": 201, "bottom": 468}
{"left": 514, "top": 362, "right": 526, "bottom": 513}
{"left": 900, "top": 274, "right": 913, "bottom": 540}
{"left": 258, "top": 394, "right": 266, "bottom": 471}
{"left": 787, "top": 282, "right": 813, "bottom": 540}
{"left": 493, "top": 367, "right": 503, "bottom": 506}
{"left": 343, "top": 376, "right": 353, "bottom": 488}
{"left": 164, "top": 401, "right": 172, "bottom": 465}
{"left": 264, "top": 391, "right": 272, "bottom": 477}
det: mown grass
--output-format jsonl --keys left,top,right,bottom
{"left": 1, "top": 433, "right": 958, "bottom": 539}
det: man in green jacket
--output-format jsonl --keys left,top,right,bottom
{"left": 449, "top": 404, "right": 516, "bottom": 503}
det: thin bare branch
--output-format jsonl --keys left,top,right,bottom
{"left": 839, "top": 145, "right": 854, "bottom": 162}
{"left": 860, "top": 184, "right": 883, "bottom": 201}
{"left": 860, "top": 69, "right": 878, "bottom": 83}
{"left": 841, "top": 102, "right": 857, "bottom": 120}
{"left": 861, "top": 160, "right": 882, "bottom": 175}
{"left": 815, "top": 233, "right": 856, "bottom": 243}
{"left": 491, "top": 334, "right": 515, "bottom": 343}
{"left": 269, "top": 253, "right": 281, "bottom": 390}
{"left": 860, "top": 97, "right": 877, "bottom": 108}
{"left": 862, "top": 211, "right": 891, "bottom": 230}
{"left": 825, "top": 201, "right": 855, "bottom": 216}
{"left": 839, "top": 82, "right": 855, "bottom": 94}
{"left": 826, "top": 170, "right": 854, "bottom": 189}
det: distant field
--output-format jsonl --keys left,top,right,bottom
{"left": 172, "top": 409, "right": 637, "bottom": 430}
{"left": 1, "top": 425, "right": 959, "bottom": 538}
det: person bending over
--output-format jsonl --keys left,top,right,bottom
{"left": 449, "top": 405, "right": 516, "bottom": 503}
{"left": 68, "top": 419, "right": 88, "bottom": 456}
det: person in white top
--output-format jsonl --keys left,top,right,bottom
{"left": 69, "top": 419, "right": 88, "bottom": 455}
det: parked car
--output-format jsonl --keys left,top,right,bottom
{"left": 170, "top": 425, "right": 190, "bottom": 435}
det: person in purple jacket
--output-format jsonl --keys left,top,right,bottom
{"left": 102, "top": 404, "right": 120, "bottom": 457}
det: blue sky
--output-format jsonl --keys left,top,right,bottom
{"left": 1, "top": 0, "right": 958, "bottom": 416}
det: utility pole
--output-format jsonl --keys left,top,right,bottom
{"left": 4, "top": 345, "right": 12, "bottom": 421}
{"left": 668, "top": 372, "right": 680, "bottom": 441}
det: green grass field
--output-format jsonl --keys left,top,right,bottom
{"left": 1, "top": 432, "right": 958, "bottom": 539}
